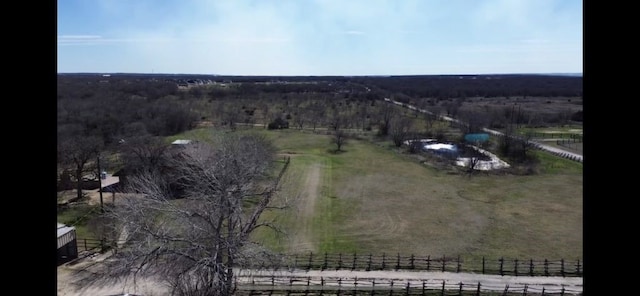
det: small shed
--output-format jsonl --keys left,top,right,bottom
{"left": 57, "top": 223, "right": 78, "bottom": 265}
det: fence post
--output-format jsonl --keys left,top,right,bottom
{"left": 457, "top": 255, "right": 461, "bottom": 273}
{"left": 476, "top": 282, "right": 481, "bottom": 296}
{"left": 422, "top": 281, "right": 426, "bottom": 296}
{"left": 367, "top": 254, "right": 372, "bottom": 271}
{"left": 544, "top": 259, "right": 549, "bottom": 276}
{"left": 482, "top": 257, "right": 485, "bottom": 274}
{"left": 441, "top": 280, "right": 445, "bottom": 296}
{"left": 100, "top": 237, "right": 106, "bottom": 253}
{"left": 405, "top": 282, "right": 410, "bottom": 296}
{"left": 561, "top": 259, "right": 565, "bottom": 277}
{"left": 352, "top": 253, "right": 357, "bottom": 270}
{"left": 338, "top": 253, "right": 343, "bottom": 270}
{"left": 458, "top": 282, "right": 463, "bottom": 294}
{"left": 514, "top": 258, "right": 518, "bottom": 276}
{"left": 529, "top": 259, "right": 534, "bottom": 276}
{"left": 382, "top": 253, "right": 386, "bottom": 270}
{"left": 427, "top": 255, "right": 431, "bottom": 271}
{"left": 322, "top": 252, "right": 328, "bottom": 271}
{"left": 395, "top": 253, "right": 401, "bottom": 270}
{"left": 389, "top": 280, "right": 394, "bottom": 296}
{"left": 410, "top": 254, "right": 415, "bottom": 270}
{"left": 499, "top": 257, "right": 504, "bottom": 276}
{"left": 576, "top": 260, "right": 581, "bottom": 276}
{"left": 441, "top": 255, "right": 445, "bottom": 272}
{"left": 307, "top": 252, "right": 313, "bottom": 271}
{"left": 371, "top": 279, "right": 376, "bottom": 296}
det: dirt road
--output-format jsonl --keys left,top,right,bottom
{"left": 57, "top": 253, "right": 583, "bottom": 295}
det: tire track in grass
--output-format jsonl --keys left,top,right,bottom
{"left": 288, "top": 160, "right": 322, "bottom": 253}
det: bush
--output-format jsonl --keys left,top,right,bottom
{"left": 268, "top": 117, "right": 289, "bottom": 129}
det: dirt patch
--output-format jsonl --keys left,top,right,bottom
{"left": 58, "top": 189, "right": 122, "bottom": 207}
{"left": 57, "top": 260, "right": 168, "bottom": 296}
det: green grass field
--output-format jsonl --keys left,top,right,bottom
{"left": 61, "top": 126, "right": 582, "bottom": 262}
{"left": 241, "top": 128, "right": 582, "bottom": 261}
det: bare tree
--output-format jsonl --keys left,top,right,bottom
{"left": 328, "top": 110, "right": 345, "bottom": 131}
{"left": 58, "top": 132, "right": 103, "bottom": 202}
{"left": 103, "top": 133, "right": 281, "bottom": 296}
{"left": 309, "top": 105, "right": 325, "bottom": 131}
{"left": 357, "top": 102, "right": 369, "bottom": 130}
{"left": 292, "top": 106, "right": 307, "bottom": 130}
{"left": 389, "top": 116, "right": 413, "bottom": 147}
{"left": 465, "top": 155, "right": 481, "bottom": 173}
{"left": 423, "top": 107, "right": 440, "bottom": 130}
{"left": 377, "top": 101, "right": 396, "bottom": 136}
{"left": 332, "top": 129, "right": 347, "bottom": 152}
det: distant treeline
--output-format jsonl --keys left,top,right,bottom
{"left": 352, "top": 74, "right": 582, "bottom": 99}
{"left": 60, "top": 73, "right": 582, "bottom": 98}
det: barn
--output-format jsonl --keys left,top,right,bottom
{"left": 57, "top": 223, "right": 78, "bottom": 265}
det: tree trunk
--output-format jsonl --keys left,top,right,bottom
{"left": 75, "top": 165, "right": 84, "bottom": 201}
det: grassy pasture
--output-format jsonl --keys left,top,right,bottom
{"left": 215, "top": 127, "right": 582, "bottom": 262}
{"left": 63, "top": 126, "right": 582, "bottom": 262}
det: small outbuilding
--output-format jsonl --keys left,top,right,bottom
{"left": 57, "top": 223, "right": 78, "bottom": 265}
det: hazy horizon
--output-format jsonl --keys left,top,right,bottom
{"left": 57, "top": 72, "right": 583, "bottom": 77}
{"left": 58, "top": 0, "right": 583, "bottom": 76}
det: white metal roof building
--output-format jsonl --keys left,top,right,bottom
{"left": 57, "top": 223, "right": 78, "bottom": 265}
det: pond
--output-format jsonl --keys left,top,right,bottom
{"left": 406, "top": 139, "right": 510, "bottom": 171}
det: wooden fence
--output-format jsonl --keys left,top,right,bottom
{"left": 282, "top": 253, "right": 582, "bottom": 278}
{"left": 235, "top": 276, "right": 582, "bottom": 295}
{"left": 75, "top": 237, "right": 109, "bottom": 252}
{"left": 276, "top": 155, "right": 291, "bottom": 183}
{"left": 526, "top": 133, "right": 582, "bottom": 141}
{"left": 71, "top": 244, "right": 582, "bottom": 278}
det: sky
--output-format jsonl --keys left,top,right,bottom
{"left": 57, "top": 0, "right": 583, "bottom": 76}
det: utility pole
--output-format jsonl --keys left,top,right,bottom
{"left": 97, "top": 153, "right": 104, "bottom": 213}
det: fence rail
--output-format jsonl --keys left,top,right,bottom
{"left": 75, "top": 244, "right": 582, "bottom": 279}
{"left": 235, "top": 276, "right": 582, "bottom": 295}
{"left": 76, "top": 238, "right": 106, "bottom": 252}
{"left": 526, "top": 132, "right": 582, "bottom": 141}
{"left": 282, "top": 253, "right": 582, "bottom": 278}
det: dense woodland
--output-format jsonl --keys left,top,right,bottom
{"left": 58, "top": 73, "right": 582, "bottom": 145}
{"left": 57, "top": 73, "right": 582, "bottom": 195}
